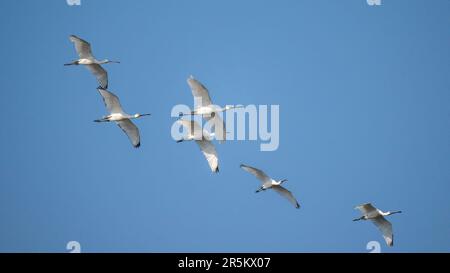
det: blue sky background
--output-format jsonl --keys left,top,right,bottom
{"left": 0, "top": 0, "right": 449, "bottom": 252}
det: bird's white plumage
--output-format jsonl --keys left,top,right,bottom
{"left": 69, "top": 35, "right": 93, "bottom": 60}
{"left": 177, "top": 119, "right": 204, "bottom": 139}
{"left": 195, "top": 139, "right": 219, "bottom": 173}
{"left": 86, "top": 64, "right": 108, "bottom": 90}
{"left": 97, "top": 88, "right": 124, "bottom": 114}
{"left": 355, "top": 203, "right": 395, "bottom": 247}
{"left": 272, "top": 185, "right": 300, "bottom": 209}
{"left": 68, "top": 35, "right": 112, "bottom": 89}
{"left": 117, "top": 119, "right": 141, "bottom": 148}
{"left": 240, "top": 164, "right": 272, "bottom": 185}
{"left": 185, "top": 76, "right": 235, "bottom": 142}
{"left": 187, "top": 76, "right": 212, "bottom": 108}
{"left": 355, "top": 203, "right": 377, "bottom": 215}
{"left": 240, "top": 164, "right": 300, "bottom": 209}
{"left": 372, "top": 216, "right": 393, "bottom": 247}
{"left": 177, "top": 119, "right": 219, "bottom": 173}
{"left": 96, "top": 88, "right": 143, "bottom": 148}
{"left": 204, "top": 113, "right": 226, "bottom": 143}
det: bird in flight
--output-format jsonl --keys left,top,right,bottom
{"left": 353, "top": 203, "right": 402, "bottom": 247}
{"left": 94, "top": 88, "right": 150, "bottom": 148}
{"left": 182, "top": 75, "right": 244, "bottom": 143}
{"left": 65, "top": 35, "right": 120, "bottom": 89}
{"left": 240, "top": 164, "right": 300, "bottom": 209}
{"left": 176, "top": 119, "right": 219, "bottom": 173}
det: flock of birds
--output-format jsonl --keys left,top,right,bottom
{"left": 65, "top": 35, "right": 402, "bottom": 248}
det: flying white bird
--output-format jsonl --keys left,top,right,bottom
{"left": 182, "top": 75, "right": 244, "bottom": 142}
{"left": 240, "top": 164, "right": 300, "bottom": 209}
{"left": 176, "top": 119, "right": 219, "bottom": 173}
{"left": 65, "top": 35, "right": 120, "bottom": 89}
{"left": 94, "top": 88, "right": 150, "bottom": 148}
{"left": 353, "top": 203, "right": 402, "bottom": 247}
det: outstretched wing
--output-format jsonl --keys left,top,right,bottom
{"left": 97, "top": 88, "right": 124, "bottom": 114}
{"left": 204, "top": 113, "right": 226, "bottom": 143}
{"left": 86, "top": 64, "right": 108, "bottom": 89}
{"left": 371, "top": 216, "right": 394, "bottom": 247}
{"left": 117, "top": 119, "right": 141, "bottom": 148}
{"left": 355, "top": 203, "right": 377, "bottom": 215}
{"left": 272, "top": 185, "right": 300, "bottom": 209}
{"left": 187, "top": 76, "right": 212, "bottom": 108}
{"left": 69, "top": 35, "right": 94, "bottom": 59}
{"left": 195, "top": 140, "right": 219, "bottom": 173}
{"left": 177, "top": 119, "right": 204, "bottom": 139}
{"left": 240, "top": 164, "right": 272, "bottom": 185}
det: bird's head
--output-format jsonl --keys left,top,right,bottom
{"left": 102, "top": 59, "right": 120, "bottom": 64}
{"left": 135, "top": 113, "right": 151, "bottom": 118}
{"left": 279, "top": 179, "right": 288, "bottom": 184}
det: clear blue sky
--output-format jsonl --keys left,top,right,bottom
{"left": 0, "top": 0, "right": 449, "bottom": 252}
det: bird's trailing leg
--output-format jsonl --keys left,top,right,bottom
{"left": 178, "top": 111, "right": 195, "bottom": 117}
{"left": 64, "top": 60, "right": 79, "bottom": 66}
{"left": 255, "top": 187, "right": 264, "bottom": 193}
{"left": 94, "top": 117, "right": 110, "bottom": 122}
{"left": 353, "top": 216, "right": 365, "bottom": 221}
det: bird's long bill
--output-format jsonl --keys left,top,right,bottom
{"left": 141, "top": 113, "right": 151, "bottom": 117}
{"left": 111, "top": 60, "right": 121, "bottom": 64}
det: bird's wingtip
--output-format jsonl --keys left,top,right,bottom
{"left": 388, "top": 235, "right": 394, "bottom": 247}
